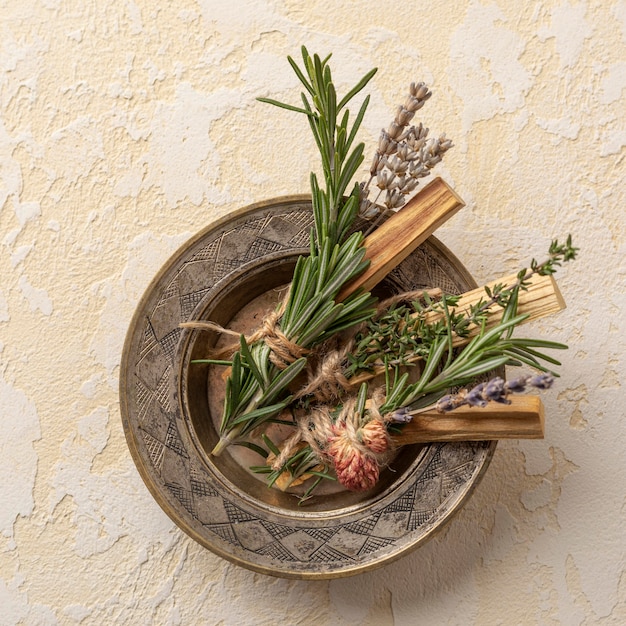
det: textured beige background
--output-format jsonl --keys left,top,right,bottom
{"left": 1, "top": 1, "right": 625, "bottom": 624}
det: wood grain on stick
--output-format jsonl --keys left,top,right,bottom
{"left": 391, "top": 395, "right": 545, "bottom": 444}
{"left": 337, "top": 177, "right": 465, "bottom": 301}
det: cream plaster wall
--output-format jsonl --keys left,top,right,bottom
{"left": 1, "top": 1, "right": 625, "bottom": 624}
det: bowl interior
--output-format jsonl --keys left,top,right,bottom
{"left": 178, "top": 252, "right": 427, "bottom": 514}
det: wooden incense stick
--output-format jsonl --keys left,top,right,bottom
{"left": 390, "top": 395, "right": 545, "bottom": 444}
{"left": 337, "top": 177, "right": 465, "bottom": 301}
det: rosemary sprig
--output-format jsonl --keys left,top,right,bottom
{"left": 259, "top": 47, "right": 376, "bottom": 248}
{"left": 211, "top": 48, "right": 378, "bottom": 455}
{"left": 381, "top": 314, "right": 567, "bottom": 415}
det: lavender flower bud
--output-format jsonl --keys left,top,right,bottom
{"left": 376, "top": 170, "right": 390, "bottom": 190}
{"left": 435, "top": 395, "right": 458, "bottom": 413}
{"left": 359, "top": 199, "right": 378, "bottom": 219}
{"left": 402, "top": 178, "right": 419, "bottom": 194}
{"left": 504, "top": 376, "right": 528, "bottom": 393}
{"left": 406, "top": 83, "right": 431, "bottom": 113}
{"left": 388, "top": 156, "right": 409, "bottom": 176}
{"left": 389, "top": 407, "right": 413, "bottom": 423}
{"left": 395, "top": 176, "right": 408, "bottom": 192}
{"left": 529, "top": 373, "right": 554, "bottom": 390}
{"left": 395, "top": 106, "right": 414, "bottom": 126}
{"left": 483, "top": 377, "right": 511, "bottom": 404}
{"left": 388, "top": 121, "right": 403, "bottom": 140}
{"left": 370, "top": 152, "right": 382, "bottom": 176}
{"left": 438, "top": 134, "right": 453, "bottom": 152}
{"left": 465, "top": 383, "right": 488, "bottom": 407}
{"left": 378, "top": 130, "right": 391, "bottom": 154}
{"left": 378, "top": 130, "right": 397, "bottom": 155}
{"left": 408, "top": 123, "right": 428, "bottom": 141}
{"left": 396, "top": 143, "right": 411, "bottom": 161}
{"left": 410, "top": 81, "right": 431, "bottom": 101}
{"left": 408, "top": 161, "right": 428, "bottom": 179}
{"left": 385, "top": 189, "right": 405, "bottom": 209}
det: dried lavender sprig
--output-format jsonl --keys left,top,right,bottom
{"left": 360, "top": 83, "right": 431, "bottom": 213}
{"left": 433, "top": 373, "right": 554, "bottom": 413}
{"left": 359, "top": 82, "right": 453, "bottom": 219}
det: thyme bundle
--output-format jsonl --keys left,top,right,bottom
{"left": 345, "top": 236, "right": 578, "bottom": 378}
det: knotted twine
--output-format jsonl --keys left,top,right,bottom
{"left": 292, "top": 287, "right": 442, "bottom": 404}
{"left": 180, "top": 293, "right": 309, "bottom": 370}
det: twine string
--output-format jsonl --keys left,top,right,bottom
{"left": 179, "top": 287, "right": 309, "bottom": 369}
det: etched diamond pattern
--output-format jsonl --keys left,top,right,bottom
{"left": 244, "top": 237, "right": 285, "bottom": 260}
{"left": 180, "top": 289, "right": 211, "bottom": 319}
{"left": 140, "top": 323, "right": 157, "bottom": 359}
{"left": 303, "top": 526, "right": 339, "bottom": 543}
{"left": 223, "top": 501, "right": 258, "bottom": 524}
{"left": 192, "top": 238, "right": 221, "bottom": 262}
{"left": 166, "top": 482, "right": 196, "bottom": 517}
{"left": 141, "top": 430, "right": 165, "bottom": 471}
{"left": 164, "top": 421, "right": 188, "bottom": 458}
{"left": 358, "top": 536, "right": 396, "bottom": 556}
{"left": 309, "top": 545, "right": 353, "bottom": 563}
{"left": 257, "top": 541, "right": 296, "bottom": 562}
{"left": 159, "top": 328, "right": 181, "bottom": 363}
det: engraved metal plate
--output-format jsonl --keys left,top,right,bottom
{"left": 120, "top": 196, "right": 495, "bottom": 579}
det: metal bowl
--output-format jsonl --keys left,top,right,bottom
{"left": 120, "top": 196, "right": 496, "bottom": 579}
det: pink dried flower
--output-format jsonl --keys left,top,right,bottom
{"left": 328, "top": 428, "right": 380, "bottom": 491}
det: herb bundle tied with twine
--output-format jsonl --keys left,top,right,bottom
{"left": 183, "top": 47, "right": 577, "bottom": 501}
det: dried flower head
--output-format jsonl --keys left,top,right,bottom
{"left": 328, "top": 430, "right": 380, "bottom": 491}
{"left": 359, "top": 419, "right": 389, "bottom": 454}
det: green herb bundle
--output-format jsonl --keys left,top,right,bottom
{"left": 251, "top": 240, "right": 576, "bottom": 498}
{"left": 210, "top": 47, "right": 378, "bottom": 455}
{"left": 195, "top": 47, "right": 576, "bottom": 501}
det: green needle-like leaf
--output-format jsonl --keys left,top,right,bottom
{"left": 258, "top": 358, "right": 307, "bottom": 406}
{"left": 239, "top": 335, "right": 266, "bottom": 389}
{"left": 256, "top": 97, "right": 311, "bottom": 116}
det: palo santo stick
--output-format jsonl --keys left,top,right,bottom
{"left": 337, "top": 177, "right": 465, "bottom": 301}
{"left": 431, "top": 272, "right": 566, "bottom": 334}
{"left": 349, "top": 271, "right": 566, "bottom": 387}
{"left": 390, "top": 395, "right": 545, "bottom": 444}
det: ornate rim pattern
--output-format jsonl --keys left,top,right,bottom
{"left": 119, "top": 196, "right": 496, "bottom": 579}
